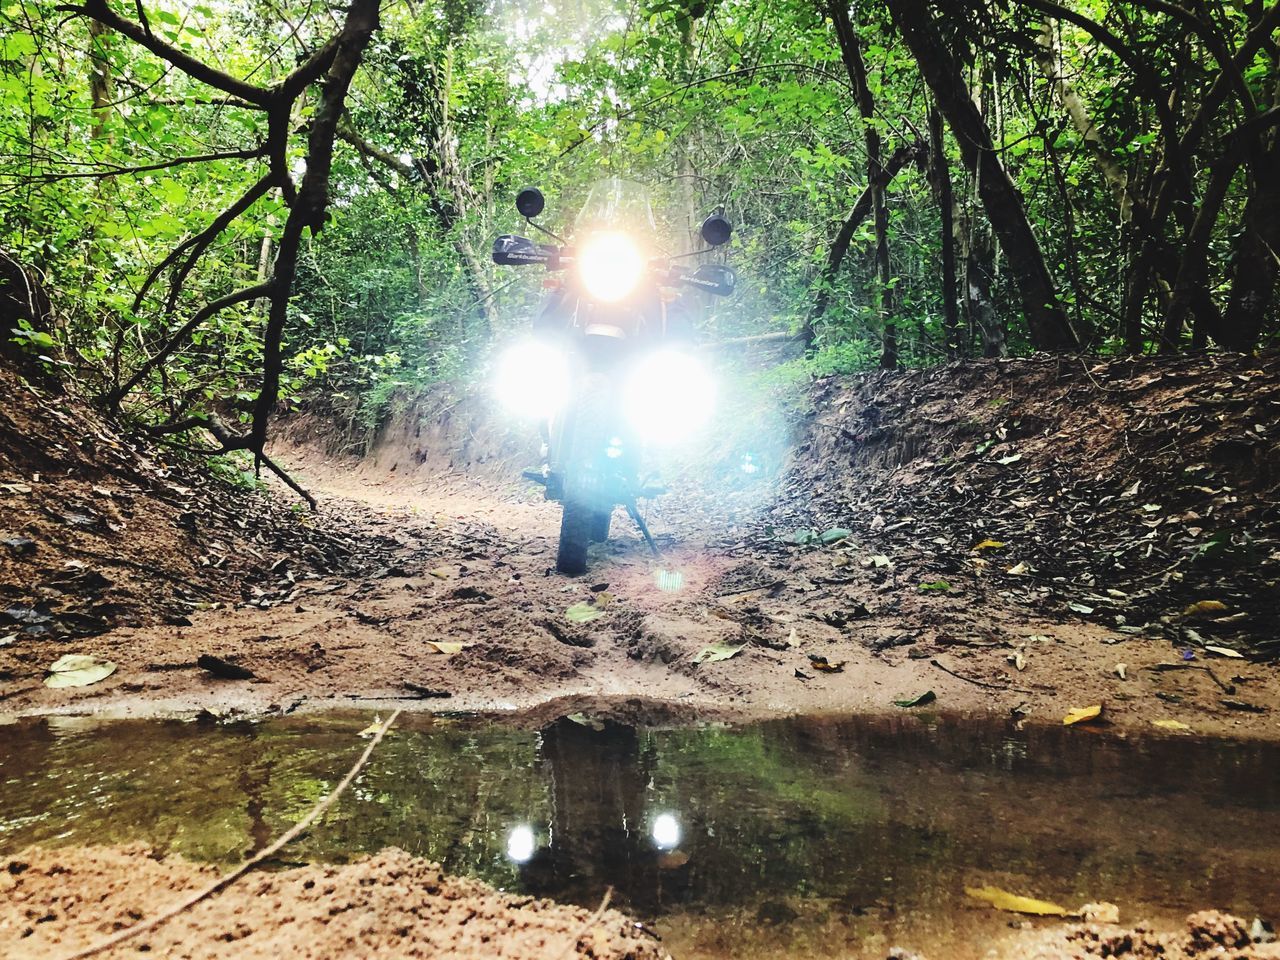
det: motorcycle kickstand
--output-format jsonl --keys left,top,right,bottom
{"left": 625, "top": 499, "right": 661, "bottom": 560}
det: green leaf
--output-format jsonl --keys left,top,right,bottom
{"left": 893, "top": 690, "right": 936, "bottom": 708}
{"left": 45, "top": 654, "right": 117, "bottom": 688}
{"left": 692, "top": 641, "right": 745, "bottom": 664}
{"left": 919, "top": 580, "right": 951, "bottom": 592}
{"left": 565, "top": 601, "right": 603, "bottom": 624}
{"left": 819, "top": 527, "right": 851, "bottom": 544}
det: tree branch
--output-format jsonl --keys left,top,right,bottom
{"left": 26, "top": 146, "right": 267, "bottom": 182}
{"left": 806, "top": 140, "right": 925, "bottom": 341}
{"left": 110, "top": 282, "right": 273, "bottom": 406}
{"left": 57, "top": 0, "right": 273, "bottom": 107}
{"left": 132, "top": 171, "right": 275, "bottom": 313}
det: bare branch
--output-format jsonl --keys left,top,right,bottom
{"left": 25, "top": 146, "right": 268, "bottom": 182}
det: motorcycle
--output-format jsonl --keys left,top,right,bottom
{"left": 490, "top": 178, "right": 735, "bottom": 576}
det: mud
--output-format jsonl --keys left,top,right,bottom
{"left": 0, "top": 845, "right": 668, "bottom": 959}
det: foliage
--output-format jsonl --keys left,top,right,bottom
{"left": 0, "top": 0, "right": 1276, "bottom": 440}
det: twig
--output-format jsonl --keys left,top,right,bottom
{"left": 715, "top": 579, "right": 785, "bottom": 598}
{"left": 930, "top": 658, "right": 1036, "bottom": 694}
{"left": 257, "top": 448, "right": 318, "bottom": 510}
{"left": 554, "top": 886, "right": 614, "bottom": 960}
{"left": 54, "top": 709, "right": 401, "bottom": 960}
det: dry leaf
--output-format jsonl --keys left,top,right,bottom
{"left": 784, "top": 626, "right": 799, "bottom": 648}
{"left": 1007, "top": 561, "right": 1028, "bottom": 575}
{"left": 1183, "top": 600, "right": 1228, "bottom": 617}
{"left": 1152, "top": 719, "right": 1191, "bottom": 732}
{"left": 44, "top": 654, "right": 117, "bottom": 688}
{"left": 1115, "top": 663, "right": 1127, "bottom": 680}
{"left": 1204, "top": 644, "right": 1243, "bottom": 659}
{"left": 424, "top": 640, "right": 466, "bottom": 655}
{"left": 972, "top": 539, "right": 1006, "bottom": 551}
{"left": 1063, "top": 704, "right": 1103, "bottom": 726}
{"left": 807, "top": 655, "right": 846, "bottom": 673}
{"left": 965, "top": 885, "right": 1067, "bottom": 916}
{"left": 428, "top": 566, "right": 453, "bottom": 580}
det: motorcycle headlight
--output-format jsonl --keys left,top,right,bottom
{"left": 493, "top": 338, "right": 570, "bottom": 420}
{"left": 578, "top": 231, "right": 645, "bottom": 303}
{"left": 623, "top": 349, "right": 716, "bottom": 444}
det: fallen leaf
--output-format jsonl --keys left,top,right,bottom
{"left": 424, "top": 640, "right": 466, "bottom": 655}
{"left": 1183, "top": 600, "right": 1228, "bottom": 617}
{"left": 820, "top": 527, "right": 851, "bottom": 544}
{"left": 972, "top": 539, "right": 1006, "bottom": 551}
{"left": 965, "top": 885, "right": 1067, "bottom": 916}
{"left": 0, "top": 633, "right": 15, "bottom": 647}
{"left": 893, "top": 690, "right": 936, "bottom": 708}
{"left": 807, "top": 654, "right": 846, "bottom": 673}
{"left": 565, "top": 601, "right": 604, "bottom": 624}
{"left": 1115, "top": 662, "right": 1127, "bottom": 680}
{"left": 919, "top": 580, "right": 951, "bottom": 592}
{"left": 784, "top": 626, "right": 799, "bottom": 648}
{"left": 0, "top": 482, "right": 32, "bottom": 494}
{"left": 1008, "top": 650, "right": 1027, "bottom": 671}
{"left": 1064, "top": 704, "right": 1103, "bottom": 726}
{"left": 868, "top": 554, "right": 892, "bottom": 568}
{"left": 1121, "top": 481, "right": 1140, "bottom": 498}
{"left": 1007, "top": 561, "right": 1028, "bottom": 575}
{"left": 996, "top": 453, "right": 1022, "bottom": 465}
{"left": 1068, "top": 602, "right": 1095, "bottom": 615}
{"left": 428, "top": 566, "right": 453, "bottom": 579}
{"left": 358, "top": 716, "right": 387, "bottom": 738}
{"left": 593, "top": 592, "right": 614, "bottom": 610}
{"left": 1152, "top": 719, "right": 1191, "bottom": 732}
{"left": 693, "top": 641, "right": 745, "bottom": 664}
{"left": 1204, "top": 644, "right": 1244, "bottom": 659}
{"left": 44, "top": 654, "right": 117, "bottom": 688}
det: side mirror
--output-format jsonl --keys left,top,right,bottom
{"left": 516, "top": 186, "right": 545, "bottom": 219}
{"left": 680, "top": 263, "right": 736, "bottom": 297}
{"left": 700, "top": 213, "right": 732, "bottom": 247}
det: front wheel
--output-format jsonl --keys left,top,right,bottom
{"left": 557, "top": 499, "right": 592, "bottom": 576}
{"left": 589, "top": 508, "right": 612, "bottom": 543}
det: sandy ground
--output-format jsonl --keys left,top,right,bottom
{"left": 3, "top": 443, "right": 1277, "bottom": 740}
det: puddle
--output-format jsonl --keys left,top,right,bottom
{"left": 2, "top": 712, "right": 1279, "bottom": 958}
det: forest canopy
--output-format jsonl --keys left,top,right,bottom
{"left": 1, "top": 0, "right": 1277, "bottom": 447}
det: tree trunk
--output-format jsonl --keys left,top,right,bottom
{"left": 805, "top": 141, "right": 924, "bottom": 344}
{"left": 885, "top": 0, "right": 1083, "bottom": 352}
{"left": 86, "top": 20, "right": 112, "bottom": 138}
{"left": 828, "top": 0, "right": 896, "bottom": 367}
{"left": 928, "top": 106, "right": 960, "bottom": 357}
{"left": 251, "top": 0, "right": 381, "bottom": 453}
{"left": 1221, "top": 75, "right": 1280, "bottom": 351}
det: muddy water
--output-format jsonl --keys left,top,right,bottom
{"left": 2, "top": 712, "right": 1278, "bottom": 958}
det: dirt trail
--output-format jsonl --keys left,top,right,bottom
{"left": 3, "top": 434, "right": 1274, "bottom": 738}
{"left": 3, "top": 353, "right": 1278, "bottom": 736}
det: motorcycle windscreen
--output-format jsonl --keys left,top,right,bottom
{"left": 575, "top": 178, "right": 658, "bottom": 240}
